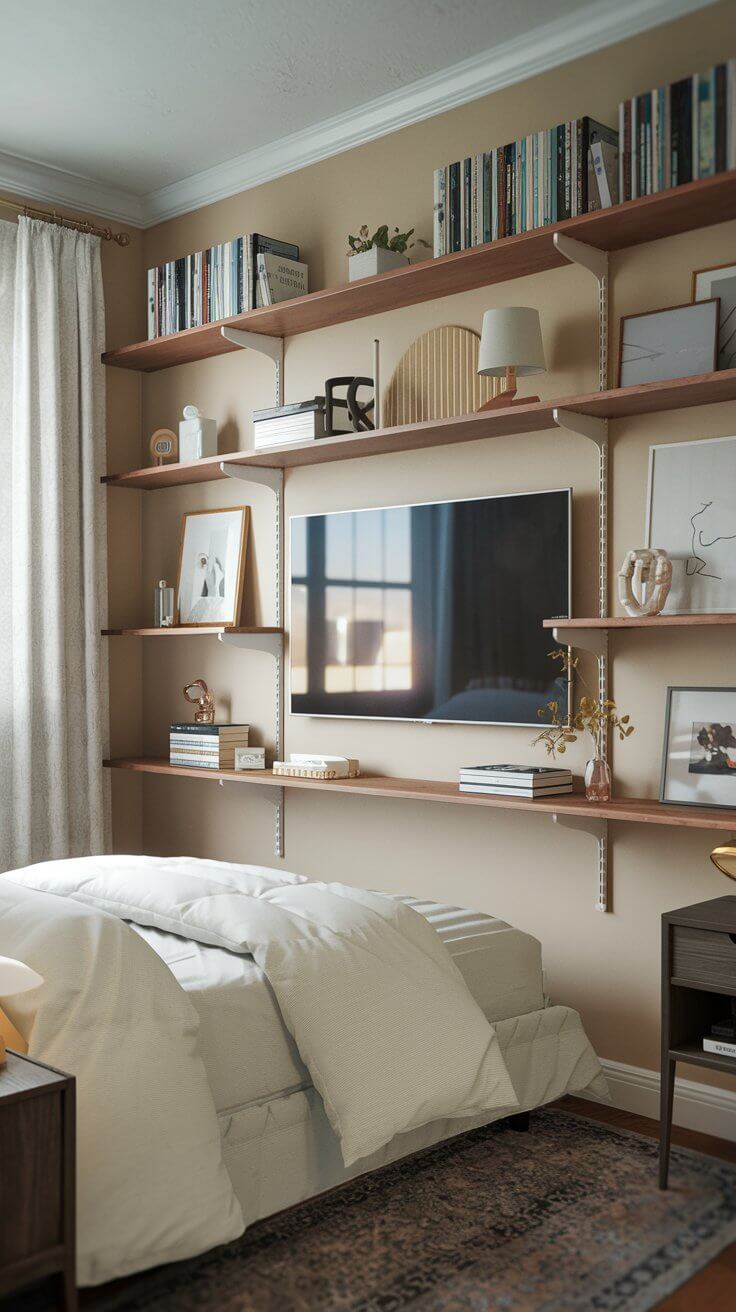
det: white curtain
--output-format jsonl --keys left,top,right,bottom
{"left": 0, "top": 216, "right": 109, "bottom": 871}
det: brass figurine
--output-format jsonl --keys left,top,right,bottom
{"left": 183, "top": 678, "right": 215, "bottom": 724}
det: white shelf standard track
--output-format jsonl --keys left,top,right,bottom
{"left": 551, "top": 232, "right": 611, "bottom": 912}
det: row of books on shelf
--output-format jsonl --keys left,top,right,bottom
{"left": 432, "top": 116, "right": 618, "bottom": 256}
{"left": 620, "top": 61, "right": 736, "bottom": 201}
{"left": 253, "top": 396, "right": 354, "bottom": 450}
{"left": 458, "top": 765, "right": 573, "bottom": 798}
{"left": 146, "top": 234, "right": 307, "bottom": 339}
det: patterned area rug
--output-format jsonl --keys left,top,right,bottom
{"left": 19, "top": 1109, "right": 736, "bottom": 1312}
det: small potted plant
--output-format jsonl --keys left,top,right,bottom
{"left": 347, "top": 225, "right": 429, "bottom": 281}
{"left": 532, "top": 650, "right": 634, "bottom": 801}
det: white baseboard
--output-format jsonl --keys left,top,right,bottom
{"left": 577, "top": 1056, "right": 736, "bottom": 1143}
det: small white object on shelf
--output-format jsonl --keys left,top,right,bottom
{"left": 234, "top": 747, "right": 267, "bottom": 770}
{"left": 348, "top": 247, "right": 408, "bottom": 281}
{"left": 179, "top": 405, "right": 217, "bottom": 462}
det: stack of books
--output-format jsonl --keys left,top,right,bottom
{"left": 459, "top": 764, "right": 573, "bottom": 798}
{"left": 433, "top": 116, "right": 617, "bottom": 256}
{"left": 170, "top": 723, "right": 250, "bottom": 770}
{"left": 253, "top": 397, "right": 355, "bottom": 450}
{"left": 619, "top": 61, "right": 736, "bottom": 202}
{"left": 146, "top": 233, "right": 302, "bottom": 339}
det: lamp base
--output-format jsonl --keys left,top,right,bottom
{"left": 477, "top": 390, "right": 540, "bottom": 412}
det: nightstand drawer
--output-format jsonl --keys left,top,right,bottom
{"left": 672, "top": 925, "right": 736, "bottom": 992}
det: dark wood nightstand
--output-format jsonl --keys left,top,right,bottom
{"left": 660, "top": 895, "right": 736, "bottom": 1188}
{"left": 0, "top": 1051, "right": 76, "bottom": 1310}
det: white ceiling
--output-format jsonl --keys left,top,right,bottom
{"left": 0, "top": 0, "right": 711, "bottom": 226}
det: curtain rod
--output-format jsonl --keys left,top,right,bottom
{"left": 0, "top": 196, "right": 131, "bottom": 247}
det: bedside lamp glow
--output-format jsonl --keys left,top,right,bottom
{"left": 710, "top": 841, "right": 736, "bottom": 881}
{"left": 477, "top": 307, "right": 546, "bottom": 411}
{"left": 0, "top": 956, "right": 43, "bottom": 1065}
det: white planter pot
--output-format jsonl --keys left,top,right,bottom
{"left": 348, "top": 247, "right": 410, "bottom": 281}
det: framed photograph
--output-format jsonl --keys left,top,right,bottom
{"left": 646, "top": 434, "right": 736, "bottom": 614}
{"left": 661, "top": 686, "right": 736, "bottom": 810}
{"left": 692, "top": 261, "right": 736, "bottom": 371}
{"left": 618, "top": 299, "right": 719, "bottom": 388}
{"left": 176, "top": 507, "right": 250, "bottom": 626}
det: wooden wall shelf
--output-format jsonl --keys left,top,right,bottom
{"left": 102, "top": 758, "right": 736, "bottom": 831}
{"left": 103, "top": 368, "right": 736, "bottom": 489}
{"left": 544, "top": 614, "right": 736, "bottom": 630}
{"left": 102, "top": 174, "right": 736, "bottom": 373}
{"left": 102, "top": 626, "right": 282, "bottom": 637}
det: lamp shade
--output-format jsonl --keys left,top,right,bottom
{"left": 0, "top": 955, "right": 43, "bottom": 995}
{"left": 710, "top": 842, "right": 736, "bottom": 881}
{"left": 478, "top": 307, "right": 546, "bottom": 378}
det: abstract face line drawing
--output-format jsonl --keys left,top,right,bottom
{"left": 687, "top": 502, "right": 736, "bottom": 579}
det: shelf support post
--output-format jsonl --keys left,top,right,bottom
{"left": 552, "top": 812, "right": 610, "bottom": 912}
{"left": 553, "top": 234, "right": 609, "bottom": 393}
{"left": 553, "top": 407, "right": 610, "bottom": 759}
{"left": 220, "top": 462, "right": 285, "bottom": 858}
{"left": 218, "top": 780, "right": 285, "bottom": 812}
{"left": 220, "top": 326, "right": 284, "bottom": 407}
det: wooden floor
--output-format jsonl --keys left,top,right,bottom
{"left": 557, "top": 1097, "right": 736, "bottom": 1311}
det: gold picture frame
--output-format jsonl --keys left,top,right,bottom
{"left": 175, "top": 506, "right": 250, "bottom": 627}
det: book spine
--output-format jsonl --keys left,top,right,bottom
{"left": 703, "top": 1038, "right": 736, "bottom": 1057}
{"left": 433, "top": 167, "right": 443, "bottom": 257}
{"left": 450, "top": 162, "right": 460, "bottom": 252}
{"left": 715, "top": 64, "right": 727, "bottom": 174}
{"left": 483, "top": 152, "right": 491, "bottom": 244}
{"left": 728, "top": 61, "right": 736, "bottom": 171}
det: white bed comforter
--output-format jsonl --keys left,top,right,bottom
{"left": 1, "top": 856, "right": 520, "bottom": 1283}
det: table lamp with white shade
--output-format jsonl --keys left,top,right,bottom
{"left": 0, "top": 955, "right": 43, "bottom": 1064}
{"left": 477, "top": 306, "right": 546, "bottom": 410}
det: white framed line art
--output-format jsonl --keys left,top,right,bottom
{"left": 660, "top": 685, "right": 736, "bottom": 810}
{"left": 693, "top": 261, "right": 736, "bottom": 372}
{"left": 645, "top": 435, "right": 736, "bottom": 614}
{"left": 176, "top": 506, "right": 250, "bottom": 626}
{"left": 618, "top": 298, "right": 719, "bottom": 388}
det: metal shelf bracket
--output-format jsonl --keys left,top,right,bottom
{"left": 218, "top": 780, "right": 285, "bottom": 812}
{"left": 551, "top": 625, "right": 608, "bottom": 660}
{"left": 553, "top": 232, "right": 608, "bottom": 281}
{"left": 221, "top": 326, "right": 284, "bottom": 406}
{"left": 218, "top": 631, "right": 283, "bottom": 658}
{"left": 552, "top": 408, "right": 608, "bottom": 451}
{"left": 552, "top": 812, "right": 610, "bottom": 912}
{"left": 220, "top": 462, "right": 283, "bottom": 493}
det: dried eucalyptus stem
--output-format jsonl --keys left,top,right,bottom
{"left": 531, "top": 648, "right": 634, "bottom": 760}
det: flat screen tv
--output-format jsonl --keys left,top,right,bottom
{"left": 289, "top": 488, "right": 571, "bottom": 726}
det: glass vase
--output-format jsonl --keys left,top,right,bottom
{"left": 584, "top": 756, "right": 611, "bottom": 802}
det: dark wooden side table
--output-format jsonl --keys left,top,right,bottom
{"left": 660, "top": 894, "right": 736, "bottom": 1188}
{"left": 0, "top": 1050, "right": 76, "bottom": 1310}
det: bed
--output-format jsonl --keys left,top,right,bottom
{"left": 0, "top": 856, "right": 606, "bottom": 1284}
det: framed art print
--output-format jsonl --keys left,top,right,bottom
{"left": 176, "top": 507, "right": 250, "bottom": 626}
{"left": 693, "top": 261, "right": 736, "bottom": 371}
{"left": 618, "top": 299, "right": 719, "bottom": 388}
{"left": 661, "top": 686, "right": 736, "bottom": 809}
{"left": 646, "top": 434, "right": 736, "bottom": 614}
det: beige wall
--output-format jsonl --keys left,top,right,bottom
{"left": 106, "top": 1, "right": 736, "bottom": 1093}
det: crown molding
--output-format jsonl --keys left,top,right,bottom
{"left": 0, "top": 0, "right": 713, "bottom": 229}
{"left": 0, "top": 148, "right": 145, "bottom": 227}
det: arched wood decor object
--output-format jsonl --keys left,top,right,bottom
{"left": 382, "top": 325, "right": 502, "bottom": 427}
